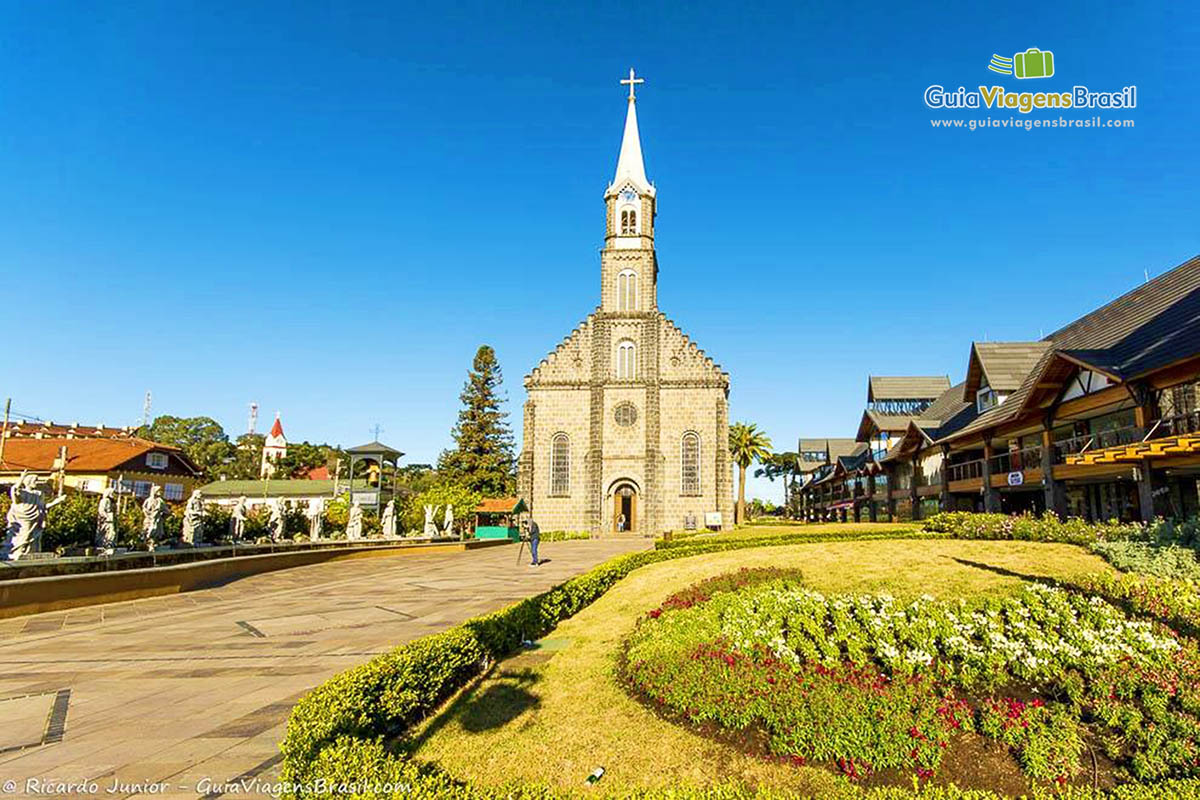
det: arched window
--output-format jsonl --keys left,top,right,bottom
{"left": 617, "top": 269, "right": 638, "bottom": 311}
{"left": 616, "top": 340, "right": 636, "bottom": 380}
{"left": 550, "top": 433, "right": 570, "bottom": 496}
{"left": 681, "top": 432, "right": 701, "bottom": 495}
{"left": 620, "top": 207, "right": 638, "bottom": 235}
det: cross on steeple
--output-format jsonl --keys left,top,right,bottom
{"left": 620, "top": 67, "right": 644, "bottom": 101}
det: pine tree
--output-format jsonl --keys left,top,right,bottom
{"left": 437, "top": 345, "right": 515, "bottom": 495}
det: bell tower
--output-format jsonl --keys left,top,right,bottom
{"left": 601, "top": 68, "right": 657, "bottom": 314}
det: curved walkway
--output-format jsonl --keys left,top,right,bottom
{"left": 0, "top": 538, "right": 650, "bottom": 799}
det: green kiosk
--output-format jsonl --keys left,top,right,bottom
{"left": 473, "top": 497, "right": 527, "bottom": 540}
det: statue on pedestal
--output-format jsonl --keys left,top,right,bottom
{"left": 268, "top": 498, "right": 285, "bottom": 542}
{"left": 423, "top": 504, "right": 440, "bottom": 537}
{"left": 182, "top": 490, "right": 204, "bottom": 545}
{"left": 306, "top": 497, "right": 325, "bottom": 540}
{"left": 141, "top": 485, "right": 167, "bottom": 551}
{"left": 230, "top": 496, "right": 248, "bottom": 541}
{"left": 443, "top": 504, "right": 454, "bottom": 537}
{"left": 381, "top": 499, "right": 397, "bottom": 538}
{"left": 3, "top": 472, "right": 55, "bottom": 561}
{"left": 346, "top": 499, "right": 364, "bottom": 541}
{"left": 96, "top": 486, "right": 118, "bottom": 553}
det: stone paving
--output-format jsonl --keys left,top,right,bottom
{"left": 0, "top": 538, "right": 650, "bottom": 799}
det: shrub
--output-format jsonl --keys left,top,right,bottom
{"left": 44, "top": 492, "right": 99, "bottom": 551}
{"left": 1090, "top": 541, "right": 1200, "bottom": 580}
{"left": 920, "top": 511, "right": 1138, "bottom": 545}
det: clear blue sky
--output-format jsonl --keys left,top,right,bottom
{"left": 3, "top": 1, "right": 1197, "bottom": 501}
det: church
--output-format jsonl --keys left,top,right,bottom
{"left": 518, "top": 71, "right": 734, "bottom": 536}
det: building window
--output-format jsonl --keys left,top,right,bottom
{"left": 1061, "top": 370, "right": 1113, "bottom": 403}
{"left": 613, "top": 402, "right": 638, "bottom": 427}
{"left": 164, "top": 483, "right": 184, "bottom": 501}
{"left": 146, "top": 452, "right": 169, "bottom": 470}
{"left": 617, "top": 269, "right": 638, "bottom": 311}
{"left": 681, "top": 432, "right": 701, "bottom": 495}
{"left": 976, "top": 386, "right": 1005, "bottom": 414}
{"left": 549, "top": 433, "right": 570, "bottom": 496}
{"left": 620, "top": 207, "right": 638, "bottom": 235}
{"left": 616, "top": 340, "right": 636, "bottom": 380}
{"left": 131, "top": 480, "right": 152, "bottom": 498}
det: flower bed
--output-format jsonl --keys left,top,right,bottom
{"left": 920, "top": 512, "right": 1140, "bottom": 545}
{"left": 621, "top": 574, "right": 1200, "bottom": 788}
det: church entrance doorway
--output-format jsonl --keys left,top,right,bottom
{"left": 612, "top": 483, "right": 637, "bottom": 533}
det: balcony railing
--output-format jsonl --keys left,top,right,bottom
{"left": 947, "top": 459, "right": 984, "bottom": 482}
{"left": 991, "top": 445, "right": 1043, "bottom": 475}
{"left": 1054, "top": 424, "right": 1145, "bottom": 463}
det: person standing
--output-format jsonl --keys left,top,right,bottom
{"left": 526, "top": 518, "right": 541, "bottom": 567}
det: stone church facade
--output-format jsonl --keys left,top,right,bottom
{"left": 518, "top": 78, "right": 734, "bottom": 536}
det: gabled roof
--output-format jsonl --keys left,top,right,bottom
{"left": 963, "top": 342, "right": 1052, "bottom": 399}
{"left": 345, "top": 441, "right": 404, "bottom": 458}
{"left": 797, "top": 438, "right": 859, "bottom": 457}
{"left": 4, "top": 421, "right": 137, "bottom": 439}
{"left": 941, "top": 254, "right": 1200, "bottom": 445}
{"left": 268, "top": 415, "right": 285, "bottom": 439}
{"left": 0, "top": 437, "right": 200, "bottom": 476}
{"left": 475, "top": 497, "right": 528, "bottom": 515}
{"left": 856, "top": 410, "right": 918, "bottom": 442}
{"left": 867, "top": 376, "right": 951, "bottom": 402}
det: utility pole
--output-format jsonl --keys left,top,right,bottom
{"left": 0, "top": 398, "right": 10, "bottom": 468}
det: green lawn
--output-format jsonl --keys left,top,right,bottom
{"left": 668, "top": 520, "right": 923, "bottom": 543}
{"left": 409, "top": 538, "right": 1112, "bottom": 794}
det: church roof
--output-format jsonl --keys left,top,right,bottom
{"left": 606, "top": 88, "right": 654, "bottom": 197}
{"left": 268, "top": 415, "right": 285, "bottom": 439}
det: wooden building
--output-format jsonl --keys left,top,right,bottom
{"left": 801, "top": 254, "right": 1200, "bottom": 523}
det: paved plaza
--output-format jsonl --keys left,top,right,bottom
{"left": 0, "top": 538, "right": 650, "bottom": 799}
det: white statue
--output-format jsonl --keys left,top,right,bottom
{"left": 182, "top": 490, "right": 204, "bottom": 545}
{"left": 96, "top": 486, "right": 118, "bottom": 553}
{"left": 3, "top": 472, "right": 58, "bottom": 560}
{"left": 346, "top": 499, "right": 364, "bottom": 541}
{"left": 141, "top": 485, "right": 167, "bottom": 550}
{"left": 230, "top": 496, "right": 248, "bottom": 541}
{"left": 381, "top": 499, "right": 397, "bottom": 538}
{"left": 442, "top": 504, "right": 454, "bottom": 537}
{"left": 306, "top": 497, "right": 325, "bottom": 540}
{"left": 423, "top": 504, "right": 440, "bottom": 537}
{"left": 268, "top": 498, "right": 285, "bottom": 542}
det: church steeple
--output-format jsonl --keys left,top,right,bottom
{"left": 606, "top": 68, "right": 655, "bottom": 198}
{"left": 601, "top": 68, "right": 657, "bottom": 313}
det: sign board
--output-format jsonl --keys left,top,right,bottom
{"left": 704, "top": 512, "right": 723, "bottom": 528}
{"left": 1007, "top": 471, "right": 1024, "bottom": 487}
{"left": 352, "top": 492, "right": 379, "bottom": 505}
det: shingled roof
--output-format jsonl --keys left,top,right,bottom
{"left": 941, "top": 254, "right": 1200, "bottom": 444}
{"left": 867, "top": 376, "right": 951, "bottom": 402}
{"left": 963, "top": 342, "right": 1053, "bottom": 399}
{"left": 0, "top": 437, "right": 200, "bottom": 476}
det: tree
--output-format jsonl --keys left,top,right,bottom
{"left": 403, "top": 482, "right": 483, "bottom": 538}
{"left": 139, "top": 415, "right": 233, "bottom": 480}
{"left": 729, "top": 422, "right": 772, "bottom": 525}
{"left": 219, "top": 433, "right": 265, "bottom": 480}
{"left": 273, "top": 441, "right": 343, "bottom": 479}
{"left": 437, "top": 345, "right": 515, "bottom": 496}
{"left": 755, "top": 451, "right": 801, "bottom": 518}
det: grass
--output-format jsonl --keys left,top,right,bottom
{"left": 408, "top": 537, "right": 1113, "bottom": 794}
{"left": 670, "top": 521, "right": 923, "bottom": 542}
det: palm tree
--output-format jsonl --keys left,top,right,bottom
{"left": 729, "top": 422, "right": 773, "bottom": 525}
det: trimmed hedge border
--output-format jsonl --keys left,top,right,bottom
{"left": 280, "top": 521, "right": 1200, "bottom": 799}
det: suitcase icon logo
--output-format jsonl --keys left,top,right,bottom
{"left": 987, "top": 48, "right": 1055, "bottom": 79}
